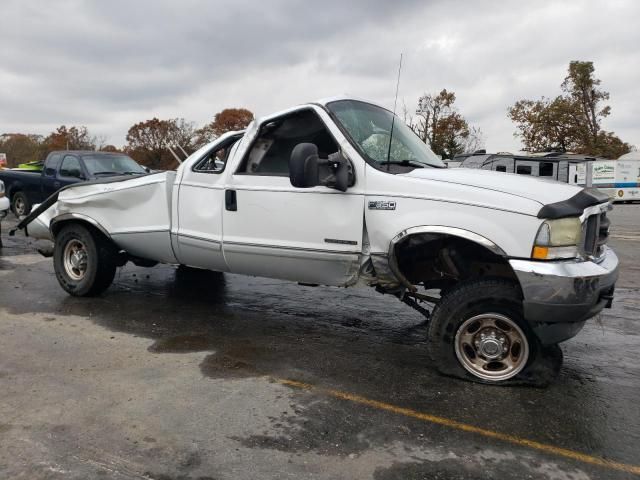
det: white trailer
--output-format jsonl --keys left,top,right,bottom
{"left": 457, "top": 152, "right": 640, "bottom": 203}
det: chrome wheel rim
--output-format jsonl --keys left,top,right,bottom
{"left": 14, "top": 197, "right": 25, "bottom": 216}
{"left": 454, "top": 313, "right": 529, "bottom": 381}
{"left": 63, "top": 239, "right": 88, "bottom": 281}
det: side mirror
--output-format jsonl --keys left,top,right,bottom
{"left": 289, "top": 143, "right": 351, "bottom": 192}
{"left": 289, "top": 143, "right": 320, "bottom": 188}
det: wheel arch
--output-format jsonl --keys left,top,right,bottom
{"left": 387, "top": 225, "right": 520, "bottom": 292}
{"left": 7, "top": 182, "right": 24, "bottom": 199}
{"left": 50, "top": 213, "right": 112, "bottom": 241}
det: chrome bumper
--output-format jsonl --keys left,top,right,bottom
{"left": 509, "top": 247, "right": 619, "bottom": 345}
{"left": 0, "top": 196, "right": 9, "bottom": 216}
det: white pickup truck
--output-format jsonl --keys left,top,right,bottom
{"left": 14, "top": 97, "right": 619, "bottom": 384}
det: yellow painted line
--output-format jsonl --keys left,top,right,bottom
{"left": 276, "top": 378, "right": 640, "bottom": 476}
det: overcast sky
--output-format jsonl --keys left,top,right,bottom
{"left": 1, "top": 0, "right": 638, "bottom": 152}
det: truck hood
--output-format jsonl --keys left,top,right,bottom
{"left": 403, "top": 168, "right": 582, "bottom": 206}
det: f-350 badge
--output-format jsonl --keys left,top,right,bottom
{"left": 368, "top": 200, "right": 396, "bottom": 210}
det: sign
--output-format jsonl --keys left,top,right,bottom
{"left": 0, "top": 153, "right": 6, "bottom": 168}
{"left": 591, "top": 160, "right": 616, "bottom": 184}
{"left": 576, "top": 163, "right": 586, "bottom": 184}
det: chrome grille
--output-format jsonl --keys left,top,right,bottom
{"left": 582, "top": 209, "right": 609, "bottom": 257}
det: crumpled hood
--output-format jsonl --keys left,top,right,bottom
{"left": 403, "top": 167, "right": 582, "bottom": 206}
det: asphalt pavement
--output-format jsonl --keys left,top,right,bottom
{"left": 0, "top": 206, "right": 639, "bottom": 479}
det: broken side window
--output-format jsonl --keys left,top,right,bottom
{"left": 238, "top": 109, "right": 339, "bottom": 176}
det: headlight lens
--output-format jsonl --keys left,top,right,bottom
{"left": 0, "top": 181, "right": 4, "bottom": 198}
{"left": 532, "top": 217, "right": 581, "bottom": 260}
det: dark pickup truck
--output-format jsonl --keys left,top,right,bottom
{"left": 0, "top": 150, "right": 148, "bottom": 216}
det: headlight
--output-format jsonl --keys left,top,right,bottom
{"left": 0, "top": 180, "right": 4, "bottom": 198}
{"left": 532, "top": 217, "right": 581, "bottom": 260}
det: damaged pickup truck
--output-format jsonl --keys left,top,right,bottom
{"left": 13, "top": 97, "right": 619, "bottom": 384}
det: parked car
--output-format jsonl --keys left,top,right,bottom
{"left": 0, "top": 151, "right": 148, "bottom": 216}
{"left": 15, "top": 97, "right": 618, "bottom": 384}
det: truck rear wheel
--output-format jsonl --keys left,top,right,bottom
{"left": 427, "top": 279, "right": 538, "bottom": 384}
{"left": 53, "top": 224, "right": 117, "bottom": 296}
{"left": 11, "top": 191, "right": 31, "bottom": 217}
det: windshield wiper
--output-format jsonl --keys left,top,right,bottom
{"left": 92, "top": 171, "right": 120, "bottom": 175}
{"left": 379, "top": 159, "right": 426, "bottom": 168}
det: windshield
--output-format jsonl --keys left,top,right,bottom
{"left": 327, "top": 100, "right": 445, "bottom": 169}
{"left": 82, "top": 154, "right": 146, "bottom": 175}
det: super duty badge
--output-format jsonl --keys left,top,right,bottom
{"left": 368, "top": 200, "right": 396, "bottom": 210}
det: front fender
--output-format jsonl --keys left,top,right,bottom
{"left": 385, "top": 225, "right": 510, "bottom": 291}
{"left": 365, "top": 197, "right": 541, "bottom": 259}
{"left": 50, "top": 213, "right": 112, "bottom": 239}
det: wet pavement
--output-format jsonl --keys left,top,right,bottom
{"left": 0, "top": 206, "right": 639, "bottom": 479}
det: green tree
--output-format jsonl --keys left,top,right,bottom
{"left": 509, "top": 61, "right": 630, "bottom": 158}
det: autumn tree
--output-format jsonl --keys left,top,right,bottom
{"left": 43, "top": 125, "right": 97, "bottom": 152}
{"left": 195, "top": 108, "right": 254, "bottom": 146}
{"left": 408, "top": 90, "right": 480, "bottom": 159}
{"left": 0, "top": 133, "right": 44, "bottom": 167}
{"left": 125, "top": 118, "right": 196, "bottom": 169}
{"left": 508, "top": 61, "right": 631, "bottom": 158}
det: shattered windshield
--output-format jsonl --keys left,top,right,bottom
{"left": 82, "top": 154, "right": 147, "bottom": 175}
{"left": 327, "top": 100, "right": 445, "bottom": 169}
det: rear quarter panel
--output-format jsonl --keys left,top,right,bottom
{"left": 50, "top": 172, "right": 178, "bottom": 263}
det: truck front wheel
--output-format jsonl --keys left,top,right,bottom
{"left": 427, "top": 279, "right": 538, "bottom": 383}
{"left": 53, "top": 224, "right": 117, "bottom": 296}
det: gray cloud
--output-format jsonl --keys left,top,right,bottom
{"left": 0, "top": 0, "right": 638, "bottom": 152}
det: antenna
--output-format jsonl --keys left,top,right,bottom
{"left": 386, "top": 53, "right": 403, "bottom": 171}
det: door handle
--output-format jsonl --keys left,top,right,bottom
{"left": 225, "top": 189, "right": 237, "bottom": 211}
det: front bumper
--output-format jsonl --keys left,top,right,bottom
{"left": 0, "top": 196, "right": 9, "bottom": 217}
{"left": 509, "top": 247, "right": 619, "bottom": 345}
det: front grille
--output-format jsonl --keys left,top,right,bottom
{"left": 598, "top": 212, "right": 610, "bottom": 248}
{"left": 582, "top": 209, "right": 609, "bottom": 257}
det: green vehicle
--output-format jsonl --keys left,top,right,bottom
{"left": 16, "top": 161, "right": 44, "bottom": 171}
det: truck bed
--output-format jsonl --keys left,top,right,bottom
{"left": 21, "top": 171, "right": 178, "bottom": 263}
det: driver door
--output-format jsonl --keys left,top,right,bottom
{"left": 222, "top": 107, "right": 365, "bottom": 286}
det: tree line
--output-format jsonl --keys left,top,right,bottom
{"left": 0, "top": 60, "right": 632, "bottom": 169}
{"left": 0, "top": 108, "right": 255, "bottom": 170}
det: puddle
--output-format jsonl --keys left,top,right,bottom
{"left": 149, "top": 334, "right": 215, "bottom": 354}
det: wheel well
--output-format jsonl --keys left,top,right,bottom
{"left": 51, "top": 219, "right": 111, "bottom": 244}
{"left": 8, "top": 186, "right": 22, "bottom": 200}
{"left": 391, "top": 233, "right": 519, "bottom": 293}
{"left": 51, "top": 219, "right": 145, "bottom": 268}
